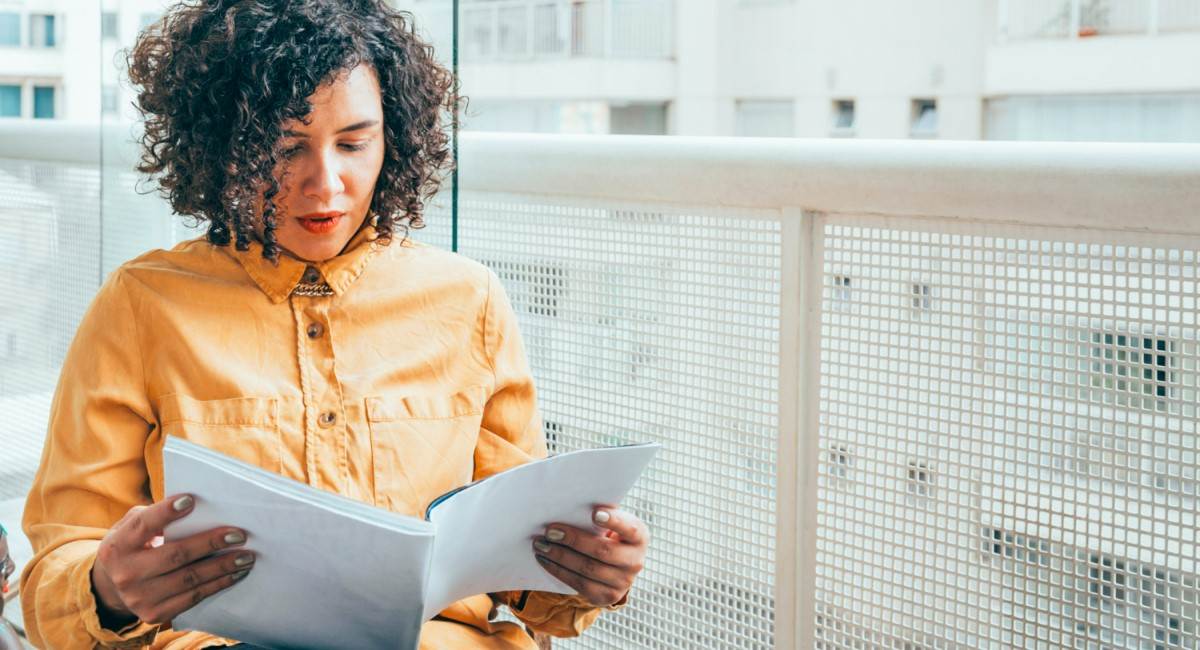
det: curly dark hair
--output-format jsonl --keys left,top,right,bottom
{"left": 128, "top": 0, "right": 457, "bottom": 260}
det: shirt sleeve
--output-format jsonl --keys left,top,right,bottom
{"left": 474, "top": 268, "right": 617, "bottom": 638}
{"left": 20, "top": 270, "right": 161, "bottom": 649}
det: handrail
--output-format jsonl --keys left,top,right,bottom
{"left": 3, "top": 122, "right": 1200, "bottom": 234}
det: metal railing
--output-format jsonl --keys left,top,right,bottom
{"left": 412, "top": 0, "right": 674, "bottom": 62}
{"left": 3, "top": 123, "right": 1200, "bottom": 648}
{"left": 999, "top": 0, "right": 1200, "bottom": 40}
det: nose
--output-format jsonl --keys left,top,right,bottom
{"left": 302, "top": 147, "right": 345, "bottom": 203}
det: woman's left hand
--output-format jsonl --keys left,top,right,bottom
{"left": 532, "top": 507, "right": 648, "bottom": 608}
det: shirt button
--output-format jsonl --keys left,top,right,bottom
{"left": 318, "top": 411, "right": 337, "bottom": 428}
{"left": 306, "top": 322, "right": 325, "bottom": 339}
{"left": 302, "top": 266, "right": 321, "bottom": 284}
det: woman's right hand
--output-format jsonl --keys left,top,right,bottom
{"left": 90, "top": 494, "right": 255, "bottom": 628}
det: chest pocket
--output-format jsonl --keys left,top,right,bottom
{"left": 158, "top": 395, "right": 282, "bottom": 474}
{"left": 365, "top": 387, "right": 486, "bottom": 517}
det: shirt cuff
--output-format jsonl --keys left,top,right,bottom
{"left": 74, "top": 546, "right": 159, "bottom": 648}
{"left": 506, "top": 590, "right": 625, "bottom": 638}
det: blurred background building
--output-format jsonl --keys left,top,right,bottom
{"left": 3, "top": 0, "right": 1200, "bottom": 140}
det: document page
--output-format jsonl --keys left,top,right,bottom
{"left": 422, "top": 443, "right": 660, "bottom": 619}
{"left": 163, "top": 437, "right": 435, "bottom": 650}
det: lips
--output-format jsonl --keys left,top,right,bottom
{"left": 296, "top": 213, "right": 345, "bottom": 235}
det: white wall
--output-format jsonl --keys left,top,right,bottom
{"left": 985, "top": 32, "right": 1200, "bottom": 96}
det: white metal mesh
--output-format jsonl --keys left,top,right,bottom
{"left": 457, "top": 196, "right": 781, "bottom": 649}
{"left": 815, "top": 221, "right": 1200, "bottom": 649}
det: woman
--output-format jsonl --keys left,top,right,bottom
{"left": 20, "top": 1, "right": 647, "bottom": 648}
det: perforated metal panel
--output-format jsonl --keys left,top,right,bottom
{"left": 815, "top": 221, "right": 1200, "bottom": 649}
{"left": 457, "top": 196, "right": 781, "bottom": 649}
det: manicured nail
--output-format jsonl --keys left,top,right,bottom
{"left": 534, "top": 539, "right": 552, "bottom": 553}
{"left": 545, "top": 528, "right": 565, "bottom": 542}
{"left": 234, "top": 553, "right": 254, "bottom": 567}
{"left": 173, "top": 495, "right": 194, "bottom": 511}
{"left": 593, "top": 509, "right": 611, "bottom": 524}
{"left": 535, "top": 555, "right": 550, "bottom": 564}
{"left": 232, "top": 569, "right": 250, "bottom": 581}
{"left": 224, "top": 531, "right": 246, "bottom": 545}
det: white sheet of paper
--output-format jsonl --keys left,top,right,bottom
{"left": 163, "top": 437, "right": 434, "bottom": 650}
{"left": 422, "top": 443, "right": 660, "bottom": 619}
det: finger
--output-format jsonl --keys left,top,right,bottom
{"left": 591, "top": 508, "right": 647, "bottom": 545}
{"left": 147, "top": 549, "right": 255, "bottom": 603}
{"left": 112, "top": 495, "right": 195, "bottom": 551}
{"left": 533, "top": 538, "right": 630, "bottom": 591}
{"left": 534, "top": 554, "right": 626, "bottom": 608}
{"left": 139, "top": 565, "right": 251, "bottom": 625}
{"left": 541, "top": 523, "right": 642, "bottom": 570}
{"left": 137, "top": 526, "right": 248, "bottom": 578}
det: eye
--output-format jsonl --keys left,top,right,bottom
{"left": 281, "top": 144, "right": 305, "bottom": 159}
{"left": 339, "top": 142, "right": 370, "bottom": 152}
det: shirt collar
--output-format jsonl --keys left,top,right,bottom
{"left": 227, "top": 223, "right": 383, "bottom": 304}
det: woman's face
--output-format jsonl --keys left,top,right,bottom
{"left": 270, "top": 64, "right": 386, "bottom": 262}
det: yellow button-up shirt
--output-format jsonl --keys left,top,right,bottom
{"left": 20, "top": 226, "right": 606, "bottom": 649}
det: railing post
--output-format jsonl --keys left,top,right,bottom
{"left": 778, "top": 207, "right": 822, "bottom": 650}
{"left": 1069, "top": 0, "right": 1081, "bottom": 38}
{"left": 1148, "top": 0, "right": 1160, "bottom": 35}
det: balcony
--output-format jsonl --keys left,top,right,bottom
{"left": 2, "top": 123, "right": 1200, "bottom": 647}
{"left": 999, "top": 0, "right": 1200, "bottom": 41}
{"left": 412, "top": 0, "right": 674, "bottom": 62}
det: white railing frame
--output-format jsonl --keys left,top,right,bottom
{"left": 4, "top": 123, "right": 1200, "bottom": 646}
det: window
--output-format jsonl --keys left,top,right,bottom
{"left": 831, "top": 99, "right": 855, "bottom": 135}
{"left": 33, "top": 86, "right": 54, "bottom": 119}
{"left": 735, "top": 100, "right": 794, "bottom": 138}
{"left": 609, "top": 102, "right": 668, "bottom": 135}
{"left": 0, "top": 12, "right": 19, "bottom": 46}
{"left": 910, "top": 282, "right": 932, "bottom": 311}
{"left": 1082, "top": 330, "right": 1177, "bottom": 411}
{"left": 30, "top": 14, "right": 55, "bottom": 48}
{"left": 0, "top": 85, "right": 20, "bottom": 117}
{"left": 911, "top": 98, "right": 938, "bottom": 138}
{"left": 102, "top": 85, "right": 118, "bottom": 116}
{"left": 905, "top": 459, "right": 935, "bottom": 499}
{"left": 827, "top": 443, "right": 852, "bottom": 480}
{"left": 831, "top": 274, "right": 852, "bottom": 302}
{"left": 102, "top": 12, "right": 118, "bottom": 40}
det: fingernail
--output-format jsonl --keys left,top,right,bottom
{"left": 534, "top": 539, "right": 551, "bottom": 553}
{"left": 535, "top": 555, "right": 550, "bottom": 564}
{"left": 545, "top": 528, "right": 565, "bottom": 542}
{"left": 232, "top": 569, "right": 250, "bottom": 581}
{"left": 234, "top": 553, "right": 254, "bottom": 567}
{"left": 173, "top": 495, "right": 194, "bottom": 511}
{"left": 224, "top": 531, "right": 246, "bottom": 545}
{"left": 593, "top": 509, "right": 611, "bottom": 524}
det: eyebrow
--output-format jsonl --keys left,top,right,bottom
{"left": 282, "top": 119, "right": 380, "bottom": 137}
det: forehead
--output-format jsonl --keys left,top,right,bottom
{"left": 286, "top": 64, "right": 383, "bottom": 128}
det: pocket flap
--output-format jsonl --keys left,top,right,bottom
{"left": 365, "top": 386, "right": 487, "bottom": 422}
{"left": 158, "top": 394, "right": 278, "bottom": 426}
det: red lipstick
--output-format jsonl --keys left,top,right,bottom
{"left": 296, "top": 211, "right": 345, "bottom": 235}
